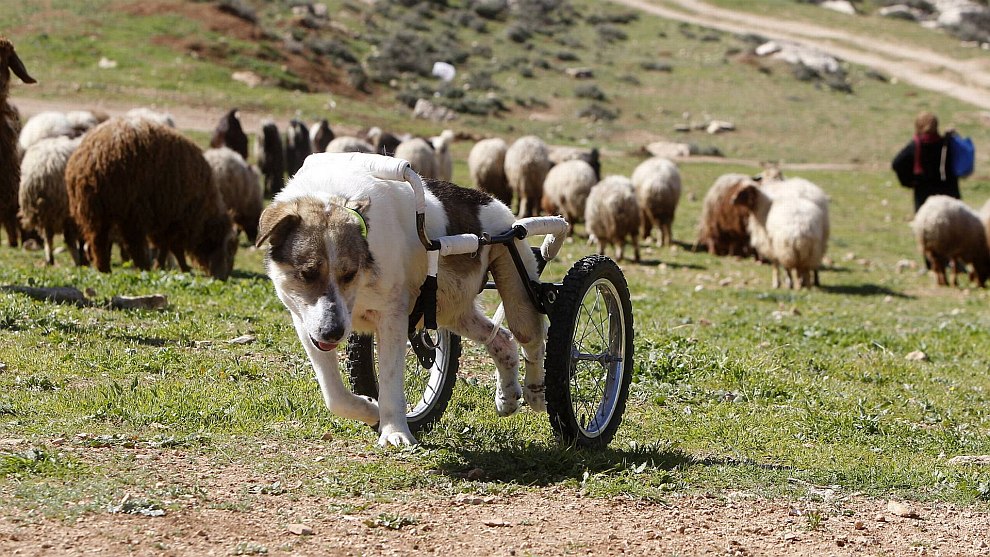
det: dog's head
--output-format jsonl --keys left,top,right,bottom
{"left": 257, "top": 195, "right": 375, "bottom": 352}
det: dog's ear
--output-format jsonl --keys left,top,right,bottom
{"left": 344, "top": 197, "right": 371, "bottom": 216}
{"left": 256, "top": 202, "right": 301, "bottom": 248}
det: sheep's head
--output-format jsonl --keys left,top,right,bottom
{"left": 194, "top": 212, "right": 238, "bottom": 281}
{"left": 0, "top": 37, "right": 36, "bottom": 93}
{"left": 730, "top": 183, "right": 759, "bottom": 210}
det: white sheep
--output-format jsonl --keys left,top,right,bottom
{"left": 631, "top": 157, "right": 681, "bottom": 247}
{"left": 324, "top": 135, "right": 374, "bottom": 154}
{"left": 584, "top": 175, "right": 640, "bottom": 262}
{"left": 18, "top": 136, "right": 84, "bottom": 265}
{"left": 393, "top": 137, "right": 438, "bottom": 179}
{"left": 203, "top": 147, "right": 263, "bottom": 244}
{"left": 18, "top": 111, "right": 75, "bottom": 152}
{"left": 541, "top": 159, "right": 597, "bottom": 228}
{"left": 733, "top": 183, "right": 827, "bottom": 288}
{"left": 124, "top": 107, "right": 176, "bottom": 128}
{"left": 468, "top": 137, "right": 511, "bottom": 206}
{"left": 757, "top": 175, "right": 830, "bottom": 285}
{"left": 430, "top": 129, "right": 455, "bottom": 181}
{"left": 912, "top": 195, "right": 990, "bottom": 287}
{"left": 505, "top": 135, "right": 551, "bottom": 218}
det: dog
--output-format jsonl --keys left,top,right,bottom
{"left": 256, "top": 153, "right": 548, "bottom": 446}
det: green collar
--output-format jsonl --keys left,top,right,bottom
{"left": 342, "top": 206, "right": 368, "bottom": 238}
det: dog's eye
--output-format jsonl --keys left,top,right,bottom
{"left": 340, "top": 270, "right": 357, "bottom": 284}
{"left": 299, "top": 266, "right": 321, "bottom": 283}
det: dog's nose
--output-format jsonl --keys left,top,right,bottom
{"left": 317, "top": 321, "right": 346, "bottom": 343}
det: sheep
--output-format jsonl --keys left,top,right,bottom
{"left": 256, "top": 120, "right": 285, "bottom": 197}
{"left": 505, "top": 135, "right": 551, "bottom": 218}
{"left": 284, "top": 119, "right": 312, "bottom": 177}
{"left": 468, "top": 137, "right": 511, "bottom": 206}
{"left": 65, "top": 118, "right": 238, "bottom": 279}
{"left": 631, "top": 157, "right": 682, "bottom": 247}
{"left": 203, "top": 146, "right": 263, "bottom": 244}
{"left": 309, "top": 118, "right": 334, "bottom": 152}
{"left": 366, "top": 126, "right": 401, "bottom": 156}
{"left": 431, "top": 129, "right": 455, "bottom": 182}
{"left": 124, "top": 107, "right": 175, "bottom": 127}
{"left": 548, "top": 145, "right": 601, "bottom": 180}
{"left": 393, "top": 137, "right": 438, "bottom": 179}
{"left": 732, "top": 183, "right": 828, "bottom": 289}
{"left": 584, "top": 175, "right": 641, "bottom": 262}
{"left": 18, "top": 111, "right": 75, "bottom": 152}
{"left": 324, "top": 135, "right": 374, "bottom": 153}
{"left": 540, "top": 159, "right": 597, "bottom": 228}
{"left": 912, "top": 195, "right": 990, "bottom": 287}
{"left": 695, "top": 173, "right": 756, "bottom": 257}
{"left": 758, "top": 175, "right": 830, "bottom": 286}
{"left": 209, "top": 108, "right": 248, "bottom": 160}
{"left": 18, "top": 136, "right": 84, "bottom": 265}
{"left": 1, "top": 36, "right": 36, "bottom": 247}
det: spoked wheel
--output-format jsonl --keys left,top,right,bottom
{"left": 545, "top": 255, "right": 634, "bottom": 448}
{"left": 344, "top": 330, "right": 461, "bottom": 434}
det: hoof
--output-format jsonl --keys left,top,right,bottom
{"left": 495, "top": 380, "right": 523, "bottom": 416}
{"left": 523, "top": 383, "right": 546, "bottom": 413}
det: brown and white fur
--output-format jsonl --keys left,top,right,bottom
{"left": 257, "top": 154, "right": 547, "bottom": 446}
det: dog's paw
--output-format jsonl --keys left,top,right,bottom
{"left": 495, "top": 380, "right": 523, "bottom": 416}
{"left": 523, "top": 383, "right": 547, "bottom": 413}
{"left": 377, "top": 424, "right": 417, "bottom": 447}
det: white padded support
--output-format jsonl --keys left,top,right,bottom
{"left": 427, "top": 250, "right": 439, "bottom": 277}
{"left": 437, "top": 234, "right": 481, "bottom": 257}
{"left": 513, "top": 216, "right": 569, "bottom": 238}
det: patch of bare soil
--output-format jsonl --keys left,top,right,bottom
{"left": 0, "top": 447, "right": 988, "bottom": 556}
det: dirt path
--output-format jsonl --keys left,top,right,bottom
{"left": 612, "top": 0, "right": 990, "bottom": 110}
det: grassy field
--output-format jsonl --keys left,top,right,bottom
{"left": 2, "top": 0, "right": 990, "bottom": 522}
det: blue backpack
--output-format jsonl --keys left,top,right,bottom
{"left": 947, "top": 133, "right": 975, "bottom": 178}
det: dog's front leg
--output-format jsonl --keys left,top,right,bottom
{"left": 292, "top": 315, "right": 380, "bottom": 426}
{"left": 375, "top": 313, "right": 417, "bottom": 447}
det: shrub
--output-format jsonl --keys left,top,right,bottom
{"left": 557, "top": 51, "right": 580, "bottom": 62}
{"left": 506, "top": 24, "right": 532, "bottom": 43}
{"left": 471, "top": 0, "right": 508, "bottom": 20}
{"left": 574, "top": 83, "right": 606, "bottom": 101}
{"left": 596, "top": 24, "right": 628, "bottom": 43}
{"left": 641, "top": 61, "right": 672, "bottom": 72}
{"left": 577, "top": 103, "right": 618, "bottom": 121}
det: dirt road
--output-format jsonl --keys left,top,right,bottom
{"left": 612, "top": 0, "right": 990, "bottom": 110}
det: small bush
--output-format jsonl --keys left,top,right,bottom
{"left": 587, "top": 11, "right": 639, "bottom": 25}
{"left": 557, "top": 51, "right": 580, "bottom": 62}
{"left": 306, "top": 38, "right": 358, "bottom": 64}
{"left": 471, "top": 0, "right": 508, "bottom": 20}
{"left": 596, "top": 24, "right": 628, "bottom": 43}
{"left": 618, "top": 74, "right": 640, "bottom": 86}
{"left": 577, "top": 103, "right": 618, "bottom": 122}
{"left": 641, "top": 61, "right": 672, "bottom": 72}
{"left": 574, "top": 83, "right": 606, "bottom": 101}
{"left": 506, "top": 24, "right": 532, "bottom": 43}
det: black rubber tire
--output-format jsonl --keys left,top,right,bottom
{"left": 344, "top": 330, "right": 461, "bottom": 434}
{"left": 545, "top": 255, "right": 634, "bottom": 448}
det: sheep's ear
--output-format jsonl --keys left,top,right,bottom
{"left": 9, "top": 48, "right": 36, "bottom": 84}
{"left": 256, "top": 202, "right": 300, "bottom": 248}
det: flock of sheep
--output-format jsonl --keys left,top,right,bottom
{"left": 1, "top": 35, "right": 984, "bottom": 290}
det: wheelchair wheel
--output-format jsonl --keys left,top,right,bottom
{"left": 545, "top": 255, "right": 634, "bottom": 448}
{"left": 344, "top": 330, "right": 461, "bottom": 434}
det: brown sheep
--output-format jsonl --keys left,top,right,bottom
{"left": 1, "top": 36, "right": 36, "bottom": 247}
{"left": 204, "top": 146, "right": 263, "bottom": 243}
{"left": 696, "top": 173, "right": 756, "bottom": 257}
{"left": 209, "top": 108, "right": 248, "bottom": 161}
{"left": 66, "top": 118, "right": 238, "bottom": 279}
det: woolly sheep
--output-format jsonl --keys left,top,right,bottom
{"left": 758, "top": 175, "right": 830, "bottom": 285}
{"left": 18, "top": 136, "right": 83, "bottom": 265}
{"left": 210, "top": 108, "right": 248, "bottom": 160}
{"left": 284, "top": 119, "right": 312, "bottom": 177}
{"left": 324, "top": 135, "right": 374, "bottom": 153}
{"left": 430, "top": 129, "right": 455, "bottom": 182}
{"left": 204, "top": 146, "right": 263, "bottom": 244}
{"left": 124, "top": 107, "right": 175, "bottom": 127}
{"left": 468, "top": 137, "right": 511, "bottom": 206}
{"left": 505, "top": 135, "right": 551, "bottom": 218}
{"left": 631, "top": 157, "right": 681, "bottom": 247}
{"left": 696, "top": 173, "right": 756, "bottom": 257}
{"left": 541, "top": 159, "right": 597, "bottom": 227}
{"left": 1, "top": 36, "right": 36, "bottom": 247}
{"left": 18, "top": 111, "right": 75, "bottom": 152}
{"left": 584, "top": 175, "right": 640, "bottom": 262}
{"left": 66, "top": 118, "right": 238, "bottom": 279}
{"left": 912, "top": 195, "right": 990, "bottom": 287}
{"left": 366, "top": 126, "right": 401, "bottom": 156}
{"left": 548, "top": 145, "right": 601, "bottom": 180}
{"left": 733, "top": 183, "right": 828, "bottom": 289}
{"left": 256, "top": 120, "right": 285, "bottom": 197}
{"left": 394, "top": 137, "right": 438, "bottom": 179}
{"left": 309, "top": 119, "right": 334, "bottom": 153}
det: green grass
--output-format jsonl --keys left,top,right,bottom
{"left": 1, "top": 0, "right": 990, "bottom": 519}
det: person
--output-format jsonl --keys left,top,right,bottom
{"left": 891, "top": 111, "right": 960, "bottom": 213}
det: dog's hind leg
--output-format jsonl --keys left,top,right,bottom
{"left": 451, "top": 309, "right": 523, "bottom": 416}
{"left": 292, "top": 315, "right": 380, "bottom": 426}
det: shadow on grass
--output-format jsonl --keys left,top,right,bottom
{"left": 634, "top": 258, "right": 706, "bottom": 270}
{"left": 230, "top": 269, "right": 269, "bottom": 281}
{"left": 818, "top": 283, "right": 912, "bottom": 298}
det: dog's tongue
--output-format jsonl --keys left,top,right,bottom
{"left": 316, "top": 340, "right": 338, "bottom": 352}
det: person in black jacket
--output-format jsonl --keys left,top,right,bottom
{"left": 891, "top": 111, "right": 960, "bottom": 213}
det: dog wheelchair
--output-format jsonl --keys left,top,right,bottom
{"left": 340, "top": 155, "right": 634, "bottom": 448}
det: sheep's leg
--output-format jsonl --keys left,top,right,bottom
{"left": 661, "top": 223, "right": 672, "bottom": 247}
{"left": 90, "top": 228, "right": 112, "bottom": 273}
{"left": 631, "top": 235, "right": 640, "bottom": 263}
{"left": 3, "top": 218, "right": 18, "bottom": 248}
{"left": 43, "top": 229, "right": 55, "bottom": 266}
{"left": 929, "top": 252, "right": 948, "bottom": 286}
{"left": 172, "top": 250, "right": 191, "bottom": 273}
{"left": 121, "top": 227, "right": 151, "bottom": 270}
{"left": 597, "top": 238, "right": 606, "bottom": 256}
{"left": 63, "top": 221, "right": 85, "bottom": 266}
{"left": 772, "top": 265, "right": 781, "bottom": 288}
{"left": 639, "top": 208, "right": 651, "bottom": 241}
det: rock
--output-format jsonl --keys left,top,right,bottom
{"left": 98, "top": 57, "right": 118, "bottom": 69}
{"left": 287, "top": 523, "right": 314, "bottom": 535}
{"left": 232, "top": 71, "right": 263, "bottom": 88}
{"left": 705, "top": 120, "right": 735, "bottom": 134}
{"left": 465, "top": 467, "right": 485, "bottom": 480}
{"left": 412, "top": 99, "right": 457, "bottom": 122}
{"left": 821, "top": 1, "right": 856, "bottom": 15}
{"left": 565, "top": 67, "right": 594, "bottom": 79}
{"left": 110, "top": 294, "right": 168, "bottom": 310}
{"left": 886, "top": 500, "right": 919, "bottom": 519}
{"left": 854, "top": 520, "right": 865, "bottom": 530}
{"left": 645, "top": 141, "right": 691, "bottom": 158}
{"left": 905, "top": 350, "right": 928, "bottom": 362}
{"left": 482, "top": 518, "right": 511, "bottom": 527}
{"left": 946, "top": 455, "right": 990, "bottom": 466}
{"left": 227, "top": 334, "right": 256, "bottom": 345}
{"left": 2, "top": 285, "right": 91, "bottom": 307}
